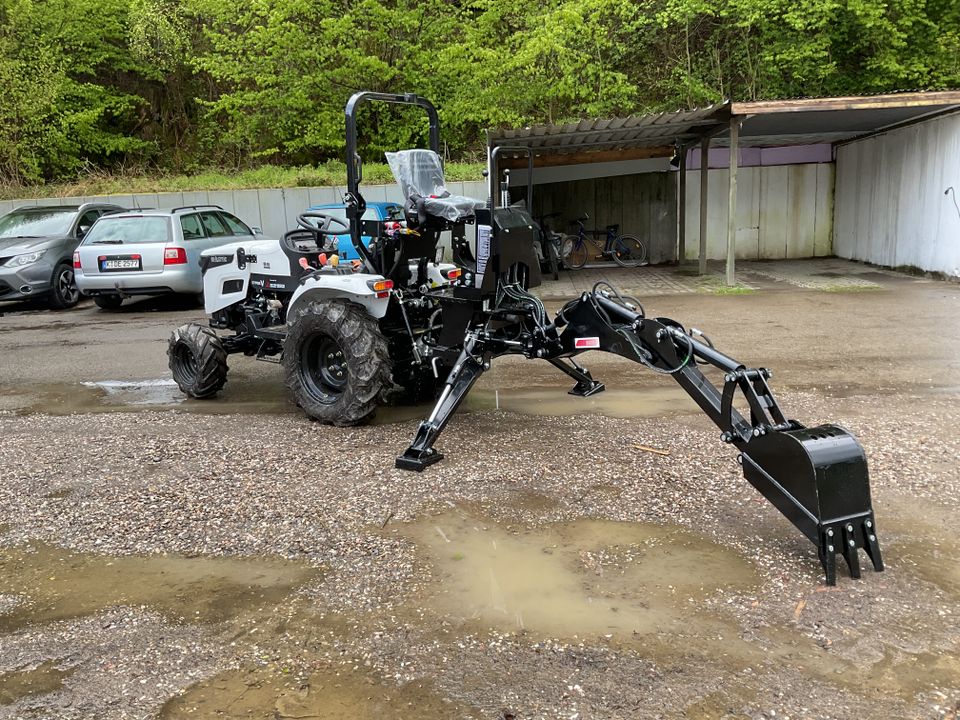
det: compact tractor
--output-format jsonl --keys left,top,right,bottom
{"left": 169, "top": 91, "right": 883, "bottom": 585}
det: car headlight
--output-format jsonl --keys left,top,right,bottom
{"left": 3, "top": 250, "right": 47, "bottom": 268}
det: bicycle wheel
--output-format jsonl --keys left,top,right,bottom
{"left": 565, "top": 237, "right": 588, "bottom": 269}
{"left": 612, "top": 234, "right": 648, "bottom": 267}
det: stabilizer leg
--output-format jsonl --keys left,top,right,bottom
{"left": 547, "top": 357, "right": 605, "bottom": 397}
{"left": 396, "top": 346, "right": 488, "bottom": 472}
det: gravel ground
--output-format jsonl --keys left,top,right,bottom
{"left": 0, "top": 268, "right": 958, "bottom": 719}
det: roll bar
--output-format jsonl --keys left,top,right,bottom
{"left": 343, "top": 92, "right": 441, "bottom": 271}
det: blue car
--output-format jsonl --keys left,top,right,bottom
{"left": 306, "top": 202, "right": 403, "bottom": 260}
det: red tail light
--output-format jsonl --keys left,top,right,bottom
{"left": 163, "top": 247, "right": 188, "bottom": 265}
{"left": 73, "top": 252, "right": 81, "bottom": 269}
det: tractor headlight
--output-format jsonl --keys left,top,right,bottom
{"left": 3, "top": 250, "right": 46, "bottom": 267}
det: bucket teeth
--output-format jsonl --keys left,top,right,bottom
{"left": 863, "top": 518, "right": 884, "bottom": 573}
{"left": 818, "top": 514, "right": 883, "bottom": 585}
{"left": 842, "top": 523, "right": 862, "bottom": 579}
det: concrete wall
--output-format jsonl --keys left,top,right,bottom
{"left": 0, "top": 182, "right": 488, "bottom": 243}
{"left": 683, "top": 163, "right": 835, "bottom": 261}
{"left": 532, "top": 173, "right": 678, "bottom": 264}
{"left": 834, "top": 112, "right": 960, "bottom": 277}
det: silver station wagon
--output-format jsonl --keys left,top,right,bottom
{"left": 74, "top": 205, "right": 260, "bottom": 309}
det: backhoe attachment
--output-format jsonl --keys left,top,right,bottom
{"left": 396, "top": 285, "right": 883, "bottom": 585}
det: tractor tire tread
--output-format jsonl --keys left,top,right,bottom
{"left": 283, "top": 299, "right": 391, "bottom": 426}
{"left": 167, "top": 323, "right": 229, "bottom": 399}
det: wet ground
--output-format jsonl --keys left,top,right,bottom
{"left": 0, "top": 259, "right": 958, "bottom": 719}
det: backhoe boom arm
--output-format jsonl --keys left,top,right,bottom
{"left": 397, "top": 287, "right": 883, "bottom": 585}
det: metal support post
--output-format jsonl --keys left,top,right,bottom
{"left": 678, "top": 146, "right": 687, "bottom": 264}
{"left": 726, "top": 118, "right": 740, "bottom": 287}
{"left": 698, "top": 137, "right": 710, "bottom": 275}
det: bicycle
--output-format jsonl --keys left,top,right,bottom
{"left": 534, "top": 211, "right": 567, "bottom": 278}
{"left": 563, "top": 214, "right": 648, "bottom": 269}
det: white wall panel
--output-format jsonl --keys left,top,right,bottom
{"left": 683, "top": 163, "right": 833, "bottom": 260}
{"left": 834, "top": 112, "right": 960, "bottom": 276}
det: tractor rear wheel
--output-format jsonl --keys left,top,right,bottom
{"left": 168, "top": 323, "right": 229, "bottom": 398}
{"left": 283, "top": 299, "right": 391, "bottom": 425}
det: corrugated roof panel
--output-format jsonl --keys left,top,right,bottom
{"left": 488, "top": 94, "right": 960, "bottom": 154}
{"left": 488, "top": 93, "right": 960, "bottom": 159}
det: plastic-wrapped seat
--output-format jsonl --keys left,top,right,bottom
{"left": 386, "top": 149, "right": 485, "bottom": 223}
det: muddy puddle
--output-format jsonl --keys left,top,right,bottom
{"left": 0, "top": 661, "right": 74, "bottom": 705}
{"left": 395, "top": 509, "right": 960, "bottom": 705}
{"left": 0, "top": 543, "right": 318, "bottom": 632}
{"left": 160, "top": 666, "right": 480, "bottom": 719}
{"left": 6, "top": 377, "right": 698, "bottom": 423}
{"left": 399, "top": 511, "right": 757, "bottom": 640}
{"left": 374, "top": 385, "right": 697, "bottom": 425}
{"left": 1, "top": 375, "right": 293, "bottom": 416}
{"left": 0, "top": 510, "right": 957, "bottom": 715}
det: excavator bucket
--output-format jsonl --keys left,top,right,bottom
{"left": 739, "top": 423, "right": 883, "bottom": 585}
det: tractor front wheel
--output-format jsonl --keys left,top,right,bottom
{"left": 168, "top": 323, "right": 229, "bottom": 398}
{"left": 283, "top": 299, "right": 391, "bottom": 425}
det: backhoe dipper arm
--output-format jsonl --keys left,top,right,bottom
{"left": 553, "top": 292, "right": 883, "bottom": 585}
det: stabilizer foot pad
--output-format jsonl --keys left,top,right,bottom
{"left": 569, "top": 381, "right": 605, "bottom": 397}
{"left": 396, "top": 450, "right": 444, "bottom": 472}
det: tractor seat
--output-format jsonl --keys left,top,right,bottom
{"left": 386, "top": 149, "right": 485, "bottom": 223}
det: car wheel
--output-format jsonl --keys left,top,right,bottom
{"left": 94, "top": 294, "right": 123, "bottom": 310}
{"left": 283, "top": 299, "right": 391, "bottom": 425}
{"left": 48, "top": 261, "right": 80, "bottom": 310}
{"left": 168, "top": 323, "right": 229, "bottom": 399}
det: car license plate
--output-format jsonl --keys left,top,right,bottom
{"left": 99, "top": 255, "right": 142, "bottom": 272}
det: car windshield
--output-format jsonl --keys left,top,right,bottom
{"left": 0, "top": 208, "right": 75, "bottom": 238}
{"left": 82, "top": 216, "right": 170, "bottom": 245}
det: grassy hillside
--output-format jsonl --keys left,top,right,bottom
{"left": 0, "top": 162, "right": 487, "bottom": 200}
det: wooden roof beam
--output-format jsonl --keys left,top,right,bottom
{"left": 499, "top": 146, "right": 674, "bottom": 169}
{"left": 732, "top": 91, "right": 960, "bottom": 114}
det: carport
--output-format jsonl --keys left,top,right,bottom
{"left": 488, "top": 91, "right": 960, "bottom": 284}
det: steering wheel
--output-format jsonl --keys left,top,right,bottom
{"left": 296, "top": 212, "right": 350, "bottom": 236}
